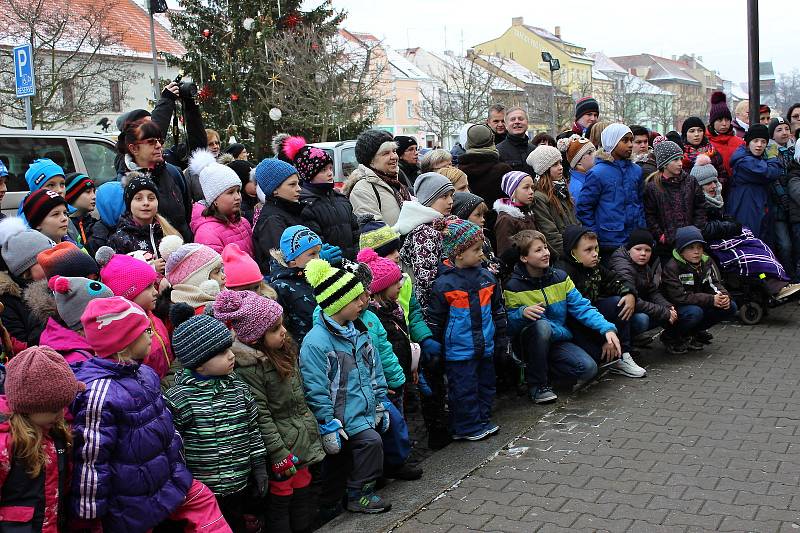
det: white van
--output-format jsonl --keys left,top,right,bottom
{"left": 310, "top": 140, "right": 357, "bottom": 189}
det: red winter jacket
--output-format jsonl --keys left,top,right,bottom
{"left": 706, "top": 129, "right": 745, "bottom": 196}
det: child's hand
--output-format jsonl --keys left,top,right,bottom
{"left": 603, "top": 331, "right": 622, "bottom": 361}
{"left": 153, "top": 258, "right": 166, "bottom": 274}
{"left": 669, "top": 307, "right": 678, "bottom": 324}
{"left": 617, "top": 294, "right": 635, "bottom": 321}
{"left": 523, "top": 304, "right": 546, "bottom": 320}
{"left": 713, "top": 293, "right": 730, "bottom": 309}
{"left": 412, "top": 369, "right": 419, "bottom": 385}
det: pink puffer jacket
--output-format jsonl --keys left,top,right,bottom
{"left": 190, "top": 202, "right": 254, "bottom": 256}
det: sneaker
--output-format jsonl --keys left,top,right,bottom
{"left": 346, "top": 482, "right": 392, "bottom": 514}
{"left": 484, "top": 423, "right": 500, "bottom": 436}
{"left": 454, "top": 426, "right": 494, "bottom": 441}
{"left": 776, "top": 283, "right": 800, "bottom": 301}
{"left": 529, "top": 385, "right": 558, "bottom": 404}
{"left": 687, "top": 338, "right": 705, "bottom": 351}
{"left": 694, "top": 330, "right": 713, "bottom": 344}
{"left": 384, "top": 462, "right": 423, "bottom": 480}
{"left": 661, "top": 336, "right": 688, "bottom": 355}
{"left": 609, "top": 352, "right": 647, "bottom": 378}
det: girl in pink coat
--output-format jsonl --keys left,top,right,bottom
{"left": 189, "top": 149, "right": 254, "bottom": 257}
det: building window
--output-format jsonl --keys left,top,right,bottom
{"left": 62, "top": 80, "right": 74, "bottom": 113}
{"left": 110, "top": 81, "right": 122, "bottom": 112}
{"left": 385, "top": 99, "right": 394, "bottom": 120}
{"left": 406, "top": 99, "right": 413, "bottom": 118}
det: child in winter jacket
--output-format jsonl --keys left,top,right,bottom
{"left": 706, "top": 91, "right": 745, "bottom": 197}
{"left": 85, "top": 181, "right": 124, "bottom": 256}
{"left": 768, "top": 117, "right": 797, "bottom": 278}
{"left": 503, "top": 230, "right": 618, "bottom": 404}
{"left": 21, "top": 188, "right": 73, "bottom": 245}
{"left": 267, "top": 225, "right": 323, "bottom": 341}
{"left": 96, "top": 247, "right": 175, "bottom": 379}
{"left": 397, "top": 172, "right": 456, "bottom": 311}
{"left": 166, "top": 305, "right": 268, "bottom": 531}
{"left": 213, "top": 289, "right": 324, "bottom": 533}
{"left": 73, "top": 297, "right": 231, "bottom": 532}
{"left": 160, "top": 236, "right": 225, "bottom": 314}
{"left": 494, "top": 170, "right": 537, "bottom": 256}
{"left": 660, "top": 226, "right": 738, "bottom": 354}
{"left": 221, "top": 242, "right": 278, "bottom": 299}
{"left": 189, "top": 149, "right": 254, "bottom": 256}
{"left": 452, "top": 192, "right": 501, "bottom": 274}
{"left": 299, "top": 258, "right": 392, "bottom": 515}
{"left": 428, "top": 219, "right": 508, "bottom": 441}
{"left": 563, "top": 135, "right": 596, "bottom": 201}
{"left": 64, "top": 172, "right": 96, "bottom": 249}
{"left": 530, "top": 146, "right": 578, "bottom": 260}
{"left": 0, "top": 346, "right": 85, "bottom": 533}
{"left": 680, "top": 116, "right": 724, "bottom": 175}
{"left": 560, "top": 225, "right": 646, "bottom": 379}
{"left": 21, "top": 158, "right": 83, "bottom": 246}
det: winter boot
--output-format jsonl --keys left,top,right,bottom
{"left": 346, "top": 481, "right": 392, "bottom": 514}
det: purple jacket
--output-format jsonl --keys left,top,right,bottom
{"left": 69, "top": 358, "right": 192, "bottom": 532}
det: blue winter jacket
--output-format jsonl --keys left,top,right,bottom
{"left": 727, "top": 146, "right": 783, "bottom": 238}
{"left": 503, "top": 263, "right": 615, "bottom": 340}
{"left": 569, "top": 169, "right": 587, "bottom": 202}
{"left": 69, "top": 358, "right": 192, "bottom": 533}
{"left": 427, "top": 262, "right": 508, "bottom": 361}
{"left": 576, "top": 154, "right": 645, "bottom": 248}
{"left": 299, "top": 308, "right": 388, "bottom": 436}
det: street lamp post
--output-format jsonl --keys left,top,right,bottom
{"left": 746, "top": 0, "right": 760, "bottom": 126}
{"left": 542, "top": 51, "right": 561, "bottom": 136}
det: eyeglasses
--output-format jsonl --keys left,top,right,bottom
{"left": 145, "top": 327, "right": 153, "bottom": 335}
{"left": 208, "top": 140, "right": 221, "bottom": 146}
{"left": 137, "top": 138, "right": 163, "bottom": 147}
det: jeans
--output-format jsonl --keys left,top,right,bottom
{"left": 774, "top": 220, "right": 795, "bottom": 279}
{"left": 445, "top": 357, "right": 496, "bottom": 437}
{"left": 570, "top": 296, "right": 632, "bottom": 358}
{"left": 520, "top": 319, "right": 598, "bottom": 388}
{"left": 664, "top": 302, "right": 738, "bottom": 338}
{"left": 630, "top": 312, "right": 651, "bottom": 338}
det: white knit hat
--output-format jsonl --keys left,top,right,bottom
{"left": 189, "top": 148, "right": 242, "bottom": 204}
{"left": 526, "top": 145, "right": 562, "bottom": 177}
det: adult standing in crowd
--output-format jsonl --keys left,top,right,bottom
{"left": 487, "top": 104, "right": 507, "bottom": 145}
{"left": 395, "top": 136, "right": 420, "bottom": 185}
{"left": 458, "top": 124, "right": 513, "bottom": 218}
{"left": 732, "top": 99, "right": 749, "bottom": 138}
{"left": 345, "top": 129, "right": 411, "bottom": 227}
{"left": 497, "top": 107, "right": 534, "bottom": 175}
{"left": 787, "top": 103, "right": 800, "bottom": 137}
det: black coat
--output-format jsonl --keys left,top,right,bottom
{"left": 107, "top": 214, "right": 166, "bottom": 256}
{"left": 369, "top": 303, "right": 413, "bottom": 382}
{"left": 252, "top": 196, "right": 306, "bottom": 274}
{"left": 608, "top": 246, "right": 672, "bottom": 323}
{"left": 300, "top": 185, "right": 360, "bottom": 260}
{"left": 496, "top": 133, "right": 534, "bottom": 175}
{"left": 85, "top": 221, "right": 115, "bottom": 257}
{"left": 398, "top": 160, "right": 420, "bottom": 186}
{"left": 266, "top": 255, "right": 316, "bottom": 341}
{"left": 701, "top": 202, "right": 742, "bottom": 241}
{"left": 0, "top": 274, "right": 45, "bottom": 346}
{"left": 458, "top": 150, "right": 512, "bottom": 215}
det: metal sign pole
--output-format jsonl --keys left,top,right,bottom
{"left": 149, "top": 11, "right": 160, "bottom": 100}
{"left": 24, "top": 97, "right": 32, "bottom": 130}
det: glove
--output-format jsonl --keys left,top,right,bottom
{"left": 320, "top": 243, "right": 343, "bottom": 263}
{"left": 420, "top": 338, "right": 443, "bottom": 372}
{"left": 319, "top": 418, "right": 348, "bottom": 455}
{"left": 271, "top": 454, "right": 299, "bottom": 479}
{"left": 374, "top": 401, "right": 391, "bottom": 433}
{"left": 253, "top": 465, "right": 269, "bottom": 498}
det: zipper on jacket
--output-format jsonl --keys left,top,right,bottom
{"left": 150, "top": 224, "right": 159, "bottom": 258}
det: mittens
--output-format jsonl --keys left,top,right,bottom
{"left": 320, "top": 243, "right": 343, "bottom": 263}
{"left": 319, "top": 418, "right": 348, "bottom": 455}
{"left": 272, "top": 454, "right": 299, "bottom": 478}
{"left": 374, "top": 401, "right": 391, "bottom": 433}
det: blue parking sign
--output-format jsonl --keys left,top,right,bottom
{"left": 14, "top": 44, "right": 35, "bottom": 98}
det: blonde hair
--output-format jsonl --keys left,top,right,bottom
{"left": 437, "top": 165, "right": 469, "bottom": 191}
{"left": 156, "top": 215, "right": 181, "bottom": 238}
{"left": 9, "top": 413, "right": 72, "bottom": 478}
{"left": 644, "top": 169, "right": 664, "bottom": 193}
{"left": 205, "top": 129, "right": 220, "bottom": 144}
{"left": 588, "top": 121, "right": 611, "bottom": 151}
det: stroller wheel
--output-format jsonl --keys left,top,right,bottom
{"left": 739, "top": 302, "right": 764, "bottom": 325}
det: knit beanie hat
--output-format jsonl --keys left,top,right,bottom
{"left": 222, "top": 243, "right": 262, "bottom": 288}
{"left": 355, "top": 129, "right": 394, "bottom": 165}
{"left": 356, "top": 248, "right": 402, "bottom": 294}
{"left": 123, "top": 173, "right": 159, "bottom": 211}
{"left": 394, "top": 136, "right": 418, "bottom": 157}
{"left": 452, "top": 192, "right": 485, "bottom": 221}
{"left": 0, "top": 217, "right": 53, "bottom": 276}
{"left": 291, "top": 143, "right": 333, "bottom": 182}
{"left": 674, "top": 225, "right": 706, "bottom": 251}
{"left": 414, "top": 172, "right": 455, "bottom": 207}
{"left": 37, "top": 242, "right": 99, "bottom": 280}
{"left": 160, "top": 235, "right": 222, "bottom": 289}
{"left": 24, "top": 158, "right": 64, "bottom": 192}
{"left": 96, "top": 246, "right": 157, "bottom": 300}
{"left": 526, "top": 145, "right": 562, "bottom": 177}
{"left": 759, "top": 104, "right": 770, "bottom": 116}
{"left": 769, "top": 117, "right": 788, "bottom": 139}
{"left": 708, "top": 91, "right": 732, "bottom": 125}
{"left": 280, "top": 225, "right": 322, "bottom": 262}
{"left": 358, "top": 219, "right": 401, "bottom": 257}
{"left": 465, "top": 124, "right": 494, "bottom": 150}
{"left": 690, "top": 154, "right": 719, "bottom": 186}
{"left": 600, "top": 123, "right": 632, "bottom": 153}
{"left": 680, "top": 116, "right": 706, "bottom": 139}
{"left": 23, "top": 189, "right": 68, "bottom": 230}
{"left": 304, "top": 258, "right": 365, "bottom": 316}
{"left": 626, "top": 228, "right": 655, "bottom": 250}
{"left": 564, "top": 135, "right": 596, "bottom": 169}
{"left": 254, "top": 157, "right": 298, "bottom": 197}
{"left": 170, "top": 303, "right": 233, "bottom": 369}
{"left": 95, "top": 181, "right": 125, "bottom": 226}
{"left": 437, "top": 166, "right": 469, "bottom": 191}
{"left": 189, "top": 148, "right": 242, "bottom": 204}
{"left": 5, "top": 346, "right": 85, "bottom": 414}
{"left": 652, "top": 137, "right": 684, "bottom": 169}
{"left": 745, "top": 124, "right": 769, "bottom": 144}
{"left": 82, "top": 296, "right": 150, "bottom": 357}
{"left": 213, "top": 289, "right": 283, "bottom": 344}
{"left": 225, "top": 143, "right": 246, "bottom": 158}
{"left": 501, "top": 171, "right": 531, "bottom": 198}
{"left": 442, "top": 218, "right": 483, "bottom": 259}
{"left": 0, "top": 159, "right": 8, "bottom": 178}
{"left": 575, "top": 96, "right": 599, "bottom": 120}
{"left": 64, "top": 172, "right": 94, "bottom": 204}
{"left": 340, "top": 257, "right": 373, "bottom": 290}
{"left": 49, "top": 275, "right": 114, "bottom": 330}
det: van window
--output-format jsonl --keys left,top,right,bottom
{"left": 77, "top": 140, "right": 118, "bottom": 185}
{"left": 0, "top": 137, "right": 75, "bottom": 192}
{"left": 341, "top": 146, "right": 357, "bottom": 178}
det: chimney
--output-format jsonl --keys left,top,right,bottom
{"left": 554, "top": 26, "right": 561, "bottom": 39}
{"left": 512, "top": 17, "right": 523, "bottom": 26}
{"left": 698, "top": 55, "right": 703, "bottom": 62}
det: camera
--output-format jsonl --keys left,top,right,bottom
{"left": 174, "top": 74, "right": 198, "bottom": 99}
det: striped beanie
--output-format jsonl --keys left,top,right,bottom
{"left": 358, "top": 219, "right": 401, "bottom": 257}
{"left": 160, "top": 236, "right": 222, "bottom": 287}
{"left": 170, "top": 303, "right": 234, "bottom": 369}
{"left": 501, "top": 171, "right": 531, "bottom": 198}
{"left": 304, "top": 258, "right": 365, "bottom": 316}
{"left": 37, "top": 241, "right": 99, "bottom": 279}
{"left": 413, "top": 172, "right": 455, "bottom": 207}
{"left": 442, "top": 218, "right": 483, "bottom": 260}
{"left": 23, "top": 189, "right": 68, "bottom": 230}
{"left": 64, "top": 172, "right": 94, "bottom": 204}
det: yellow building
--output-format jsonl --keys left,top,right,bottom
{"left": 473, "top": 17, "right": 594, "bottom": 98}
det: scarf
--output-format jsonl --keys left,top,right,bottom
{"left": 552, "top": 180, "right": 569, "bottom": 200}
{"left": 373, "top": 167, "right": 412, "bottom": 206}
{"left": 703, "top": 181, "right": 724, "bottom": 209}
{"left": 683, "top": 142, "right": 715, "bottom": 166}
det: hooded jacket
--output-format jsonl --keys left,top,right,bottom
{"left": 344, "top": 165, "right": 407, "bottom": 227}
{"left": 361, "top": 308, "right": 406, "bottom": 389}
{"left": 496, "top": 133, "right": 534, "bottom": 175}
{"left": 661, "top": 249, "right": 728, "bottom": 307}
{"left": 299, "top": 309, "right": 388, "bottom": 436}
{"left": 252, "top": 195, "right": 305, "bottom": 274}
{"left": 575, "top": 151, "right": 646, "bottom": 249}
{"left": 70, "top": 359, "right": 192, "bottom": 532}
{"left": 531, "top": 191, "right": 577, "bottom": 261}
{"left": 368, "top": 301, "right": 414, "bottom": 383}
{"left": 727, "top": 146, "right": 783, "bottom": 238}
{"left": 300, "top": 184, "right": 360, "bottom": 260}
{"left": 457, "top": 150, "right": 512, "bottom": 211}
{"left": 643, "top": 171, "right": 707, "bottom": 249}
{"left": 706, "top": 128, "right": 745, "bottom": 195}
{"left": 493, "top": 199, "right": 536, "bottom": 257}
{"left": 107, "top": 213, "right": 165, "bottom": 257}
{"left": 0, "top": 272, "right": 45, "bottom": 347}
{"left": 230, "top": 340, "right": 324, "bottom": 467}
{"left": 608, "top": 246, "right": 672, "bottom": 323}
{"left": 266, "top": 250, "right": 316, "bottom": 341}
{"left": 560, "top": 225, "right": 635, "bottom": 303}
{"left": 189, "top": 202, "right": 253, "bottom": 256}
{"left": 503, "top": 262, "right": 615, "bottom": 340}
{"left": 39, "top": 318, "right": 95, "bottom": 364}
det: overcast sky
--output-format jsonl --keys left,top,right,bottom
{"left": 303, "top": 0, "right": 798, "bottom": 83}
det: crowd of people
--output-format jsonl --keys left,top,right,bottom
{"left": 0, "top": 83, "right": 799, "bottom": 533}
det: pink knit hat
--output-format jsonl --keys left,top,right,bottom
{"left": 222, "top": 243, "right": 262, "bottom": 289}
{"left": 159, "top": 235, "right": 221, "bottom": 287}
{"left": 95, "top": 246, "right": 157, "bottom": 300}
{"left": 81, "top": 296, "right": 150, "bottom": 357}
{"left": 5, "top": 345, "right": 86, "bottom": 414}
{"left": 356, "top": 248, "right": 402, "bottom": 294}
{"left": 213, "top": 289, "right": 283, "bottom": 344}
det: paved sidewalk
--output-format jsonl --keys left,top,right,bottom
{"left": 324, "top": 303, "right": 800, "bottom": 532}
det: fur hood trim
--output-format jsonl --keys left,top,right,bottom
{"left": 23, "top": 280, "right": 57, "bottom": 323}
{"left": 0, "top": 272, "right": 22, "bottom": 298}
{"left": 493, "top": 198, "right": 526, "bottom": 219}
{"left": 231, "top": 338, "right": 264, "bottom": 367}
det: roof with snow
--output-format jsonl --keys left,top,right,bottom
{"left": 612, "top": 54, "right": 701, "bottom": 85}
{"left": 477, "top": 55, "right": 550, "bottom": 86}
{"left": 590, "top": 52, "right": 627, "bottom": 75}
